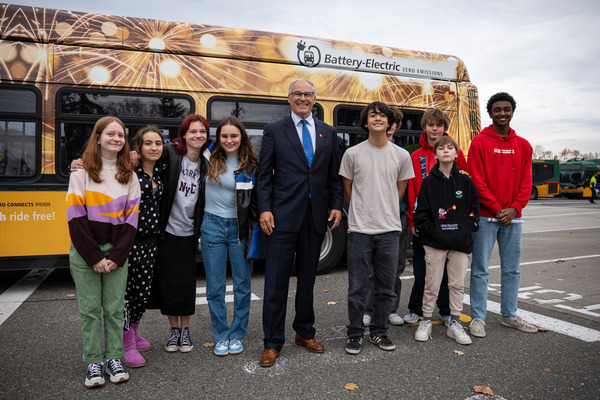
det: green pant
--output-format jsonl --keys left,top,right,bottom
{"left": 70, "top": 243, "right": 128, "bottom": 363}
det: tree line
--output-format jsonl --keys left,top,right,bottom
{"left": 532, "top": 145, "right": 600, "bottom": 161}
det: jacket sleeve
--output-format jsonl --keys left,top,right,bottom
{"left": 407, "top": 156, "right": 419, "bottom": 228}
{"left": 457, "top": 149, "right": 468, "bottom": 171}
{"left": 108, "top": 175, "right": 141, "bottom": 266}
{"left": 511, "top": 142, "right": 532, "bottom": 214}
{"left": 327, "top": 126, "right": 344, "bottom": 211}
{"left": 66, "top": 170, "right": 105, "bottom": 267}
{"left": 257, "top": 123, "right": 275, "bottom": 214}
{"left": 413, "top": 181, "right": 433, "bottom": 236}
{"left": 467, "top": 138, "right": 502, "bottom": 215}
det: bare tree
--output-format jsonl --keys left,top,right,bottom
{"left": 558, "top": 148, "right": 574, "bottom": 161}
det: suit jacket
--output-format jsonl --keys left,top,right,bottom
{"left": 257, "top": 115, "right": 343, "bottom": 234}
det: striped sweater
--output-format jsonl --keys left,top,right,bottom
{"left": 66, "top": 159, "right": 141, "bottom": 267}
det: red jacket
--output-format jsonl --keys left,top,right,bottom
{"left": 407, "top": 132, "right": 467, "bottom": 228}
{"left": 466, "top": 125, "right": 532, "bottom": 218}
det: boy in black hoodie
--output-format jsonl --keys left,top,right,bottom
{"left": 413, "top": 136, "right": 479, "bottom": 345}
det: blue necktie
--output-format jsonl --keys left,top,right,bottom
{"left": 301, "top": 119, "right": 314, "bottom": 167}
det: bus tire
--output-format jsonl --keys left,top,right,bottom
{"left": 316, "top": 221, "right": 347, "bottom": 275}
{"left": 530, "top": 187, "right": 538, "bottom": 200}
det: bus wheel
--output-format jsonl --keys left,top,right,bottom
{"left": 530, "top": 187, "right": 538, "bottom": 200}
{"left": 316, "top": 221, "right": 346, "bottom": 275}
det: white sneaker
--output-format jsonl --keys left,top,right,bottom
{"left": 84, "top": 362, "right": 105, "bottom": 388}
{"left": 469, "top": 318, "right": 486, "bottom": 338}
{"left": 388, "top": 313, "right": 405, "bottom": 325}
{"left": 501, "top": 315, "right": 538, "bottom": 333}
{"left": 414, "top": 320, "right": 432, "bottom": 342}
{"left": 447, "top": 320, "right": 472, "bottom": 345}
{"left": 441, "top": 315, "right": 452, "bottom": 327}
{"left": 104, "top": 359, "right": 129, "bottom": 384}
{"left": 403, "top": 312, "right": 423, "bottom": 324}
{"left": 363, "top": 314, "right": 371, "bottom": 327}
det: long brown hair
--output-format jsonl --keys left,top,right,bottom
{"left": 207, "top": 116, "right": 258, "bottom": 183}
{"left": 82, "top": 116, "right": 133, "bottom": 184}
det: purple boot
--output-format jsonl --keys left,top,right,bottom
{"left": 122, "top": 328, "right": 145, "bottom": 368}
{"left": 132, "top": 322, "right": 151, "bottom": 352}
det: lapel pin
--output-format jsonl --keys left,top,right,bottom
{"left": 319, "top": 134, "right": 322, "bottom": 137}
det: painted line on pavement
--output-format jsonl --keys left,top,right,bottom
{"left": 525, "top": 211, "right": 600, "bottom": 218}
{"left": 463, "top": 295, "right": 600, "bottom": 343}
{"left": 525, "top": 226, "right": 600, "bottom": 234}
{"left": 0, "top": 269, "right": 53, "bottom": 326}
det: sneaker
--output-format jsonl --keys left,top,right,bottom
{"left": 179, "top": 327, "right": 194, "bottom": 352}
{"left": 363, "top": 314, "right": 371, "bottom": 327}
{"left": 165, "top": 327, "right": 180, "bottom": 352}
{"left": 84, "top": 362, "right": 105, "bottom": 388}
{"left": 345, "top": 337, "right": 363, "bottom": 355}
{"left": 229, "top": 339, "right": 243, "bottom": 355}
{"left": 441, "top": 315, "right": 452, "bottom": 327}
{"left": 214, "top": 339, "right": 229, "bottom": 356}
{"left": 104, "top": 359, "right": 129, "bottom": 384}
{"left": 414, "top": 320, "right": 432, "bottom": 342}
{"left": 388, "top": 313, "right": 405, "bottom": 325}
{"left": 403, "top": 312, "right": 423, "bottom": 324}
{"left": 469, "top": 318, "right": 487, "bottom": 338}
{"left": 369, "top": 335, "right": 395, "bottom": 351}
{"left": 447, "top": 320, "right": 472, "bottom": 345}
{"left": 500, "top": 315, "right": 538, "bottom": 333}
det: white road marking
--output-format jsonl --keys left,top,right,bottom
{"left": 196, "top": 285, "right": 260, "bottom": 305}
{"left": 463, "top": 295, "right": 600, "bottom": 343}
{"left": 525, "top": 226, "right": 600, "bottom": 234}
{"left": 0, "top": 269, "right": 52, "bottom": 326}
{"left": 525, "top": 211, "right": 600, "bottom": 218}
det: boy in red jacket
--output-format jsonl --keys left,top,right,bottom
{"left": 405, "top": 108, "right": 467, "bottom": 325}
{"left": 467, "top": 92, "right": 538, "bottom": 338}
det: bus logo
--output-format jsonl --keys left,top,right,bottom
{"left": 297, "top": 41, "right": 321, "bottom": 67}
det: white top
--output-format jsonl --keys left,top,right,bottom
{"left": 166, "top": 156, "right": 200, "bottom": 236}
{"left": 339, "top": 140, "right": 414, "bottom": 234}
{"left": 291, "top": 112, "right": 316, "bottom": 150}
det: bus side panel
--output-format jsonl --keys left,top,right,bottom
{"left": 0, "top": 191, "right": 70, "bottom": 258}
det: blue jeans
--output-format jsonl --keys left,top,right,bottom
{"left": 347, "top": 232, "right": 399, "bottom": 338}
{"left": 201, "top": 213, "right": 253, "bottom": 342}
{"left": 470, "top": 218, "right": 523, "bottom": 320}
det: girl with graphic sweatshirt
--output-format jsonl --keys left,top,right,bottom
{"left": 413, "top": 136, "right": 479, "bottom": 345}
{"left": 67, "top": 116, "right": 140, "bottom": 388}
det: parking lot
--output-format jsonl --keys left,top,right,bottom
{"left": 0, "top": 197, "right": 599, "bottom": 399}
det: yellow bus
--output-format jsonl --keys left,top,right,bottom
{"left": 0, "top": 3, "right": 481, "bottom": 272}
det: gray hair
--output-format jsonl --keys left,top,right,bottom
{"left": 288, "top": 78, "right": 317, "bottom": 97}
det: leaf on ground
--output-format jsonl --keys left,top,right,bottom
{"left": 327, "top": 301, "right": 338, "bottom": 305}
{"left": 202, "top": 342, "right": 214, "bottom": 347}
{"left": 572, "top": 306, "right": 583, "bottom": 309}
{"left": 555, "top": 260, "right": 565, "bottom": 263}
{"left": 537, "top": 327, "right": 549, "bottom": 332}
{"left": 66, "top": 293, "right": 76, "bottom": 297}
{"left": 454, "top": 350, "right": 465, "bottom": 355}
{"left": 322, "top": 289, "right": 330, "bottom": 292}
{"left": 544, "top": 368, "right": 552, "bottom": 372}
{"left": 557, "top": 278, "right": 564, "bottom": 281}
{"left": 534, "top": 283, "right": 541, "bottom": 285}
{"left": 473, "top": 386, "right": 494, "bottom": 396}
{"left": 345, "top": 383, "right": 359, "bottom": 391}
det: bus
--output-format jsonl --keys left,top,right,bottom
{"left": 0, "top": 3, "right": 481, "bottom": 272}
{"left": 559, "top": 160, "right": 600, "bottom": 199}
{"left": 531, "top": 159, "right": 559, "bottom": 200}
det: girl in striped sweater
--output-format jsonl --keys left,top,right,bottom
{"left": 66, "top": 116, "right": 140, "bottom": 389}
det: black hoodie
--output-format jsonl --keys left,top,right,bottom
{"left": 413, "top": 162, "right": 479, "bottom": 253}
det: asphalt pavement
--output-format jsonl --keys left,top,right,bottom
{"left": 0, "top": 197, "right": 598, "bottom": 399}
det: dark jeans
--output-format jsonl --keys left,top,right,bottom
{"left": 365, "top": 212, "right": 408, "bottom": 315}
{"left": 407, "top": 234, "right": 450, "bottom": 316}
{"left": 347, "top": 231, "right": 399, "bottom": 338}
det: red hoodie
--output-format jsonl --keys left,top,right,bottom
{"left": 407, "top": 132, "right": 467, "bottom": 228}
{"left": 466, "top": 125, "right": 532, "bottom": 218}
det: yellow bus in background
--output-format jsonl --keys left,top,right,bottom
{"left": 0, "top": 3, "right": 481, "bottom": 271}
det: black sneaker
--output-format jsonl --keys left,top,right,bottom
{"left": 104, "top": 359, "right": 129, "bottom": 384}
{"left": 369, "top": 335, "right": 396, "bottom": 351}
{"left": 165, "top": 327, "right": 180, "bottom": 352}
{"left": 345, "top": 337, "right": 363, "bottom": 355}
{"left": 84, "top": 362, "right": 105, "bottom": 388}
{"left": 179, "top": 327, "right": 194, "bottom": 353}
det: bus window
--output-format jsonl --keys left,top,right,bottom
{"left": 57, "top": 89, "right": 193, "bottom": 176}
{"left": 207, "top": 97, "right": 324, "bottom": 158}
{"left": 0, "top": 86, "right": 40, "bottom": 179}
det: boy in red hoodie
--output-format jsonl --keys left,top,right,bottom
{"left": 405, "top": 108, "right": 467, "bottom": 325}
{"left": 467, "top": 92, "right": 538, "bottom": 338}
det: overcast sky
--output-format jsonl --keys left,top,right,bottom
{"left": 16, "top": 0, "right": 600, "bottom": 154}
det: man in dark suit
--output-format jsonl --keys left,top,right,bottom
{"left": 257, "top": 78, "right": 343, "bottom": 367}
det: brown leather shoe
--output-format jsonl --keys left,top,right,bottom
{"left": 259, "top": 349, "right": 279, "bottom": 367}
{"left": 294, "top": 333, "right": 325, "bottom": 353}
